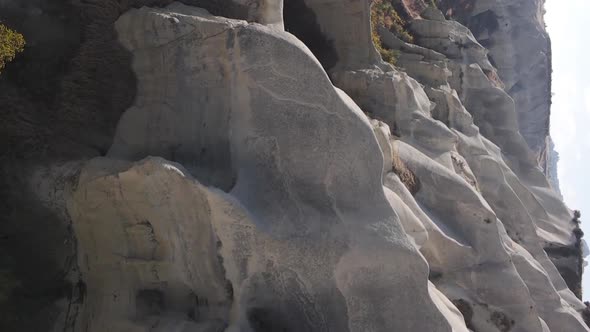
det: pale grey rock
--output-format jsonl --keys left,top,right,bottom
{"left": 421, "top": 7, "right": 446, "bottom": 21}
{"left": 67, "top": 157, "right": 232, "bottom": 332}
{"left": 399, "top": 15, "right": 577, "bottom": 256}
{"left": 384, "top": 186, "right": 429, "bottom": 248}
{"left": 442, "top": 0, "right": 552, "bottom": 160}
{"left": 0, "top": 0, "right": 583, "bottom": 331}
{"left": 393, "top": 139, "right": 550, "bottom": 332}
{"left": 449, "top": 62, "right": 538, "bottom": 169}
{"left": 380, "top": 30, "right": 453, "bottom": 89}
{"left": 427, "top": 282, "right": 471, "bottom": 332}
{"left": 453, "top": 131, "right": 587, "bottom": 330}
{"left": 56, "top": 1, "right": 590, "bottom": 332}
{"left": 371, "top": 119, "right": 394, "bottom": 178}
{"left": 403, "top": 18, "right": 535, "bottom": 173}
{"left": 247, "top": 0, "right": 284, "bottom": 28}
{"left": 331, "top": 67, "right": 459, "bottom": 162}
{"left": 409, "top": 18, "right": 495, "bottom": 72}
{"left": 378, "top": 26, "right": 447, "bottom": 62}
{"left": 333, "top": 56, "right": 588, "bottom": 330}
{"left": 66, "top": 3, "right": 462, "bottom": 331}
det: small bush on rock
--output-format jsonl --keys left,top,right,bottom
{"left": 371, "top": 0, "right": 414, "bottom": 43}
{"left": 370, "top": 0, "right": 414, "bottom": 65}
{"left": 392, "top": 146, "right": 420, "bottom": 195}
{"left": 371, "top": 25, "right": 399, "bottom": 65}
{"left": 0, "top": 23, "right": 25, "bottom": 74}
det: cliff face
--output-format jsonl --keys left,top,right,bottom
{"left": 546, "top": 137, "right": 562, "bottom": 198}
{"left": 0, "top": 0, "right": 585, "bottom": 331}
{"left": 437, "top": 0, "right": 553, "bottom": 166}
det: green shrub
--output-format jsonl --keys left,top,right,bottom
{"left": 371, "top": 0, "right": 414, "bottom": 43}
{"left": 0, "top": 24, "right": 25, "bottom": 74}
{"left": 370, "top": 0, "right": 414, "bottom": 65}
{"left": 371, "top": 24, "right": 399, "bottom": 65}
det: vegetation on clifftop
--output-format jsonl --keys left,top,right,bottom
{"left": 371, "top": 20, "right": 399, "bottom": 65}
{"left": 371, "top": 0, "right": 414, "bottom": 43}
{"left": 0, "top": 24, "right": 25, "bottom": 74}
{"left": 370, "top": 0, "right": 415, "bottom": 65}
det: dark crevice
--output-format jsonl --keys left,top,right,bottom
{"left": 247, "top": 307, "right": 292, "bottom": 332}
{"left": 466, "top": 10, "right": 499, "bottom": 37}
{"left": 544, "top": 212, "right": 585, "bottom": 299}
{"left": 136, "top": 289, "right": 165, "bottom": 317}
{"left": 452, "top": 299, "right": 477, "bottom": 331}
{"left": 490, "top": 311, "right": 514, "bottom": 332}
{"left": 487, "top": 54, "right": 497, "bottom": 68}
{"left": 283, "top": 0, "right": 339, "bottom": 71}
{"left": 545, "top": 245, "right": 578, "bottom": 258}
{"left": 215, "top": 238, "right": 234, "bottom": 301}
{"left": 582, "top": 302, "right": 590, "bottom": 328}
{"left": 0, "top": 1, "right": 169, "bottom": 330}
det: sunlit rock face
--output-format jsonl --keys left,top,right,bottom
{"left": 1, "top": 0, "right": 588, "bottom": 331}
{"left": 437, "top": 0, "right": 552, "bottom": 166}
{"left": 67, "top": 4, "right": 459, "bottom": 331}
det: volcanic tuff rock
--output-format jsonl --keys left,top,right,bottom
{"left": 437, "top": 0, "right": 553, "bottom": 166}
{"left": 546, "top": 137, "right": 562, "bottom": 198}
{"left": 0, "top": 0, "right": 585, "bottom": 331}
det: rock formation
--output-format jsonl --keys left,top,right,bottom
{"left": 546, "top": 137, "right": 562, "bottom": 198}
{"left": 0, "top": 0, "right": 586, "bottom": 331}
{"left": 437, "top": 0, "right": 553, "bottom": 166}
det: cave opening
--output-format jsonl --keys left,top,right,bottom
{"left": 283, "top": 0, "right": 339, "bottom": 71}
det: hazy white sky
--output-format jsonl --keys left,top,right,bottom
{"left": 545, "top": 0, "right": 590, "bottom": 300}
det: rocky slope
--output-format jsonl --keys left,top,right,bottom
{"left": 436, "top": 0, "right": 553, "bottom": 166}
{"left": 0, "top": 0, "right": 586, "bottom": 331}
{"left": 546, "top": 137, "right": 562, "bottom": 198}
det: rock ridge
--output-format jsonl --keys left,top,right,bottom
{"left": 0, "top": 0, "right": 584, "bottom": 331}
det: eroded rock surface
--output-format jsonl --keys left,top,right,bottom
{"left": 437, "top": 0, "right": 552, "bottom": 165}
{"left": 66, "top": 4, "right": 460, "bottom": 330}
{"left": 0, "top": 0, "right": 586, "bottom": 331}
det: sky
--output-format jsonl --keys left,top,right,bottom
{"left": 545, "top": 0, "right": 590, "bottom": 300}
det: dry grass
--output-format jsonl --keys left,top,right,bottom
{"left": 391, "top": 145, "right": 420, "bottom": 195}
